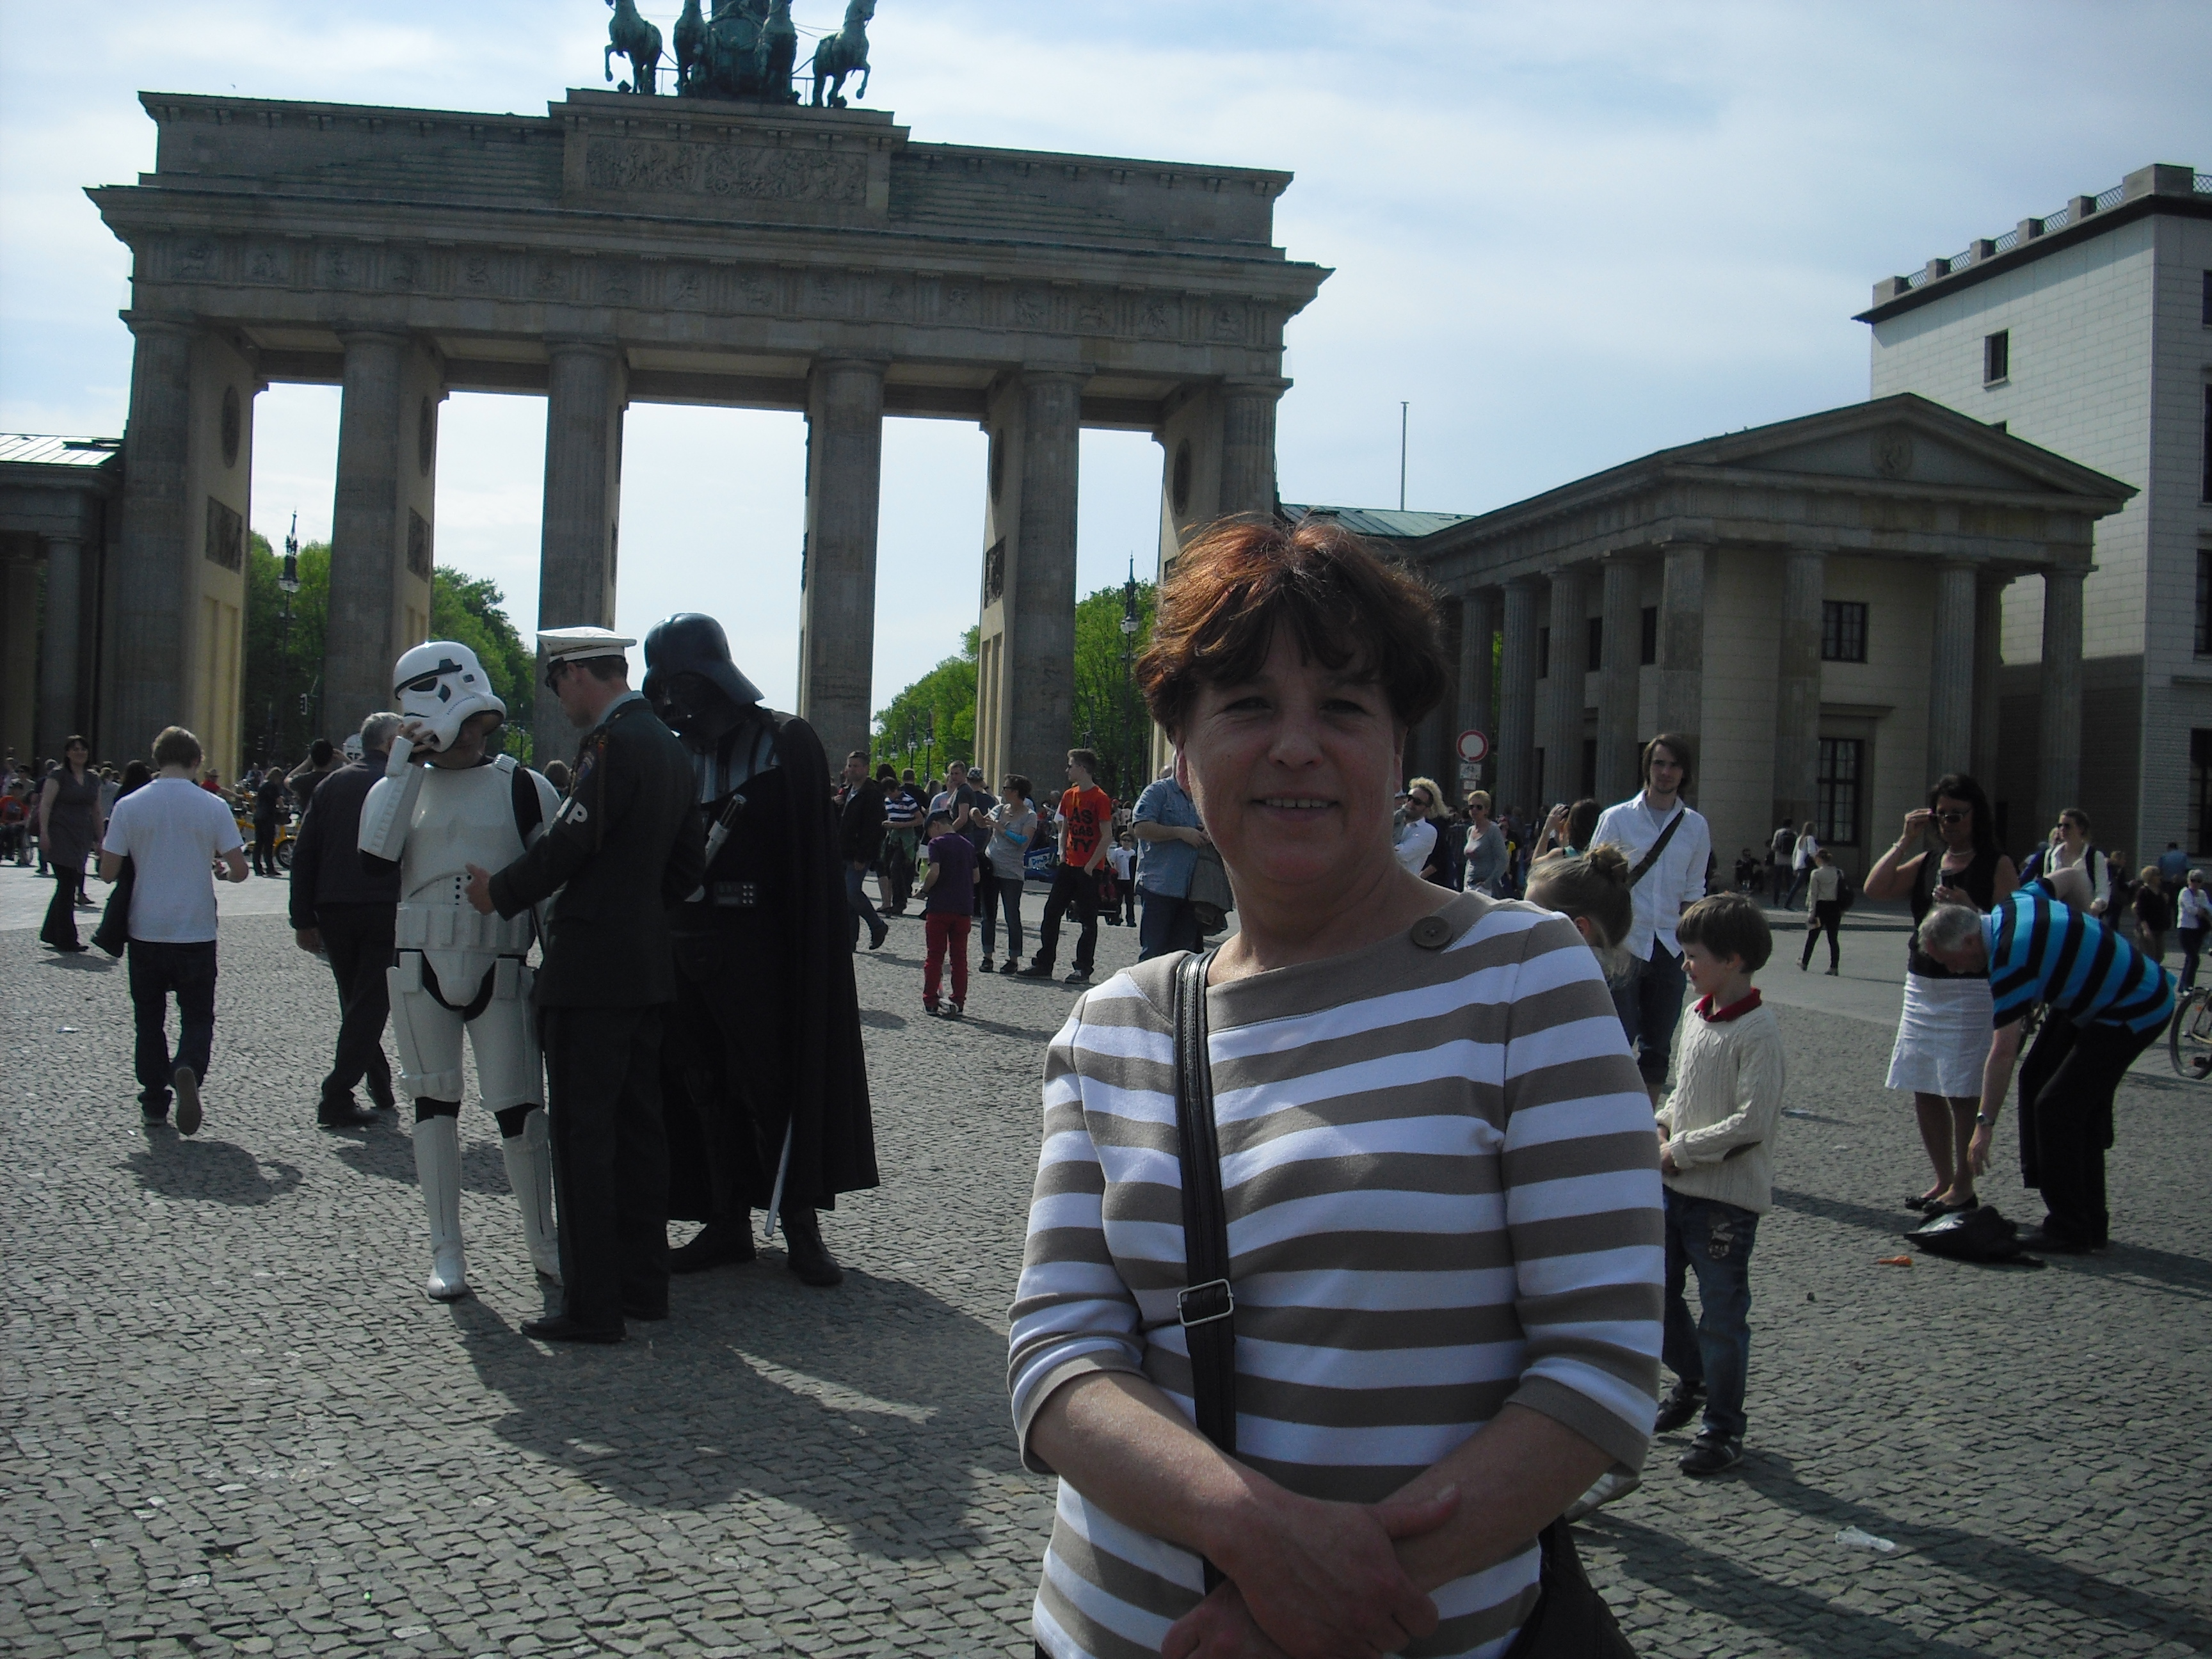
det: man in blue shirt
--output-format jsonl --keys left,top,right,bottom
{"left": 1916, "top": 888, "right": 2174, "bottom": 1253}
{"left": 1130, "top": 765, "right": 1206, "bottom": 961}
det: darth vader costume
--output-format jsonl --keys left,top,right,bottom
{"left": 643, "top": 612, "right": 877, "bottom": 1285}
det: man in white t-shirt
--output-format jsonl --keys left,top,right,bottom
{"left": 1591, "top": 732, "right": 1711, "bottom": 1101}
{"left": 99, "top": 726, "right": 248, "bottom": 1134}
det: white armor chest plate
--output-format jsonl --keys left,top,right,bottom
{"left": 396, "top": 762, "right": 534, "bottom": 958}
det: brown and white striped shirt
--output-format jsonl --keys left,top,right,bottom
{"left": 1009, "top": 892, "right": 1664, "bottom": 1659}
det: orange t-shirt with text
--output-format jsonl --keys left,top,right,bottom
{"left": 1059, "top": 785, "right": 1113, "bottom": 870}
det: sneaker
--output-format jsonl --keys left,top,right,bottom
{"left": 140, "top": 1102, "right": 171, "bottom": 1128}
{"left": 1016, "top": 963, "right": 1053, "bottom": 979}
{"left": 942, "top": 1003, "right": 964, "bottom": 1020}
{"left": 1653, "top": 1381, "right": 1703, "bottom": 1434}
{"left": 922, "top": 1001, "right": 942, "bottom": 1017}
{"left": 1679, "top": 1434, "right": 1742, "bottom": 1477}
{"left": 173, "top": 1066, "right": 203, "bottom": 1137}
{"left": 1064, "top": 970, "right": 1092, "bottom": 986}
{"left": 1562, "top": 1468, "right": 1642, "bottom": 1522}
{"left": 998, "top": 959, "right": 1018, "bottom": 975}
{"left": 979, "top": 955, "right": 994, "bottom": 973}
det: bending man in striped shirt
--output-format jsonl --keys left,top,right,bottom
{"left": 1914, "top": 888, "right": 2173, "bottom": 1254}
{"left": 1011, "top": 516, "right": 1663, "bottom": 1659}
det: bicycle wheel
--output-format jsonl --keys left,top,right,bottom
{"left": 2167, "top": 988, "right": 2212, "bottom": 1078}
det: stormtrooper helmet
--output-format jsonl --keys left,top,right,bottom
{"left": 342, "top": 733, "right": 364, "bottom": 763}
{"left": 392, "top": 640, "right": 506, "bottom": 752}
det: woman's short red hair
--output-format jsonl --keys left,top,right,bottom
{"left": 1137, "top": 515, "right": 1447, "bottom": 739}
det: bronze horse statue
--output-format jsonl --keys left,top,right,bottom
{"left": 673, "top": 0, "right": 707, "bottom": 95}
{"left": 605, "top": 0, "right": 663, "bottom": 93}
{"left": 810, "top": 0, "right": 874, "bottom": 107}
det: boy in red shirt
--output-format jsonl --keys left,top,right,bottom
{"left": 920, "top": 807, "right": 977, "bottom": 1017}
{"left": 1018, "top": 748, "right": 1112, "bottom": 986}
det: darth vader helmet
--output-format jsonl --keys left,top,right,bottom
{"left": 642, "top": 613, "right": 764, "bottom": 735}
{"left": 392, "top": 640, "right": 506, "bottom": 752}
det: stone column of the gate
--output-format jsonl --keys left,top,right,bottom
{"left": 109, "top": 317, "right": 255, "bottom": 778}
{"left": 534, "top": 341, "right": 628, "bottom": 757}
{"left": 1219, "top": 377, "right": 1289, "bottom": 517}
{"left": 796, "top": 355, "right": 887, "bottom": 767}
{"left": 326, "top": 331, "right": 443, "bottom": 746}
{"left": 36, "top": 535, "right": 83, "bottom": 762}
{"left": 997, "top": 368, "right": 1088, "bottom": 791}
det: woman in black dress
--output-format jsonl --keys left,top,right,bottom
{"left": 38, "top": 735, "right": 100, "bottom": 953}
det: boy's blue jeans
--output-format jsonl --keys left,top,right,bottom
{"left": 1662, "top": 1189, "right": 1758, "bottom": 1444}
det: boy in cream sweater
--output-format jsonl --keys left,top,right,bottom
{"left": 1653, "top": 892, "right": 1786, "bottom": 1477}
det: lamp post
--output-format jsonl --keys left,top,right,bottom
{"left": 273, "top": 513, "right": 301, "bottom": 760}
{"left": 923, "top": 707, "right": 935, "bottom": 787}
{"left": 1119, "top": 556, "right": 1140, "bottom": 800}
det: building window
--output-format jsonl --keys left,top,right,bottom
{"left": 1984, "top": 329, "right": 2009, "bottom": 385}
{"left": 1640, "top": 606, "right": 1658, "bottom": 665}
{"left": 1816, "top": 738, "right": 1864, "bottom": 847}
{"left": 1821, "top": 600, "right": 1868, "bottom": 663}
{"left": 2204, "top": 385, "right": 2212, "bottom": 503}
{"left": 2194, "top": 732, "right": 2212, "bottom": 855}
{"left": 2198, "top": 552, "right": 2212, "bottom": 655}
{"left": 1581, "top": 738, "right": 1597, "bottom": 798}
{"left": 2202, "top": 270, "right": 2211, "bottom": 326}
{"left": 1537, "top": 627, "right": 1550, "bottom": 680}
{"left": 1587, "top": 615, "right": 1603, "bottom": 673}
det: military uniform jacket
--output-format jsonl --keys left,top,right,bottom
{"left": 488, "top": 694, "right": 705, "bottom": 1007}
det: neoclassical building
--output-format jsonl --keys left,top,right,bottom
{"left": 1322, "top": 395, "right": 2135, "bottom": 876}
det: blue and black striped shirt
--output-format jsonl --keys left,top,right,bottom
{"left": 1983, "top": 888, "right": 2174, "bottom": 1034}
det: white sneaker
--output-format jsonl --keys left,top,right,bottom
{"left": 1561, "top": 1468, "right": 1642, "bottom": 1523}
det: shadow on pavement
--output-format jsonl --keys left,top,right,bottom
{"left": 38, "top": 950, "right": 118, "bottom": 974}
{"left": 1715, "top": 1452, "right": 2212, "bottom": 1651}
{"left": 858, "top": 1008, "right": 909, "bottom": 1030}
{"left": 124, "top": 1139, "right": 303, "bottom": 1205}
{"left": 1772, "top": 1187, "right": 1928, "bottom": 1240}
{"left": 329, "top": 1123, "right": 519, "bottom": 1198}
{"left": 449, "top": 1263, "right": 1021, "bottom": 1555}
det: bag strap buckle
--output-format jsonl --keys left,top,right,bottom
{"left": 1178, "top": 1278, "right": 1234, "bottom": 1327}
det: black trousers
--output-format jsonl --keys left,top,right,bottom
{"left": 316, "top": 904, "right": 396, "bottom": 1108}
{"left": 665, "top": 922, "right": 789, "bottom": 1224}
{"left": 127, "top": 939, "right": 218, "bottom": 1109}
{"left": 1032, "top": 863, "right": 1101, "bottom": 975}
{"left": 252, "top": 820, "right": 277, "bottom": 873}
{"left": 2016, "top": 1011, "right": 2163, "bottom": 1246}
{"left": 40, "top": 861, "right": 84, "bottom": 949}
{"left": 1801, "top": 900, "right": 1841, "bottom": 970}
{"left": 543, "top": 1004, "right": 671, "bottom": 1329}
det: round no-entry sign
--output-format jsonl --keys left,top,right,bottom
{"left": 1456, "top": 728, "right": 1491, "bottom": 765}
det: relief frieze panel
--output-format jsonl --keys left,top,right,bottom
{"left": 582, "top": 136, "right": 867, "bottom": 208}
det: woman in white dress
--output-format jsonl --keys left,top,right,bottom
{"left": 1861, "top": 774, "right": 2017, "bottom": 1216}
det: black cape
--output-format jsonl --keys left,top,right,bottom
{"left": 665, "top": 707, "right": 877, "bottom": 1216}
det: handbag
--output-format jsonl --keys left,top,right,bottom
{"left": 91, "top": 855, "right": 134, "bottom": 958}
{"left": 1168, "top": 953, "right": 1637, "bottom": 1656}
{"left": 1185, "top": 845, "right": 1235, "bottom": 935}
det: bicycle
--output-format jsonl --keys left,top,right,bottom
{"left": 2168, "top": 984, "right": 2212, "bottom": 1079}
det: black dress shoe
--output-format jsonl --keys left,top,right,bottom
{"left": 317, "top": 1098, "right": 376, "bottom": 1128}
{"left": 622, "top": 1302, "right": 669, "bottom": 1322}
{"left": 520, "top": 1314, "right": 625, "bottom": 1343}
{"left": 2016, "top": 1227, "right": 2091, "bottom": 1256}
{"left": 780, "top": 1208, "right": 844, "bottom": 1287}
{"left": 1653, "top": 1381, "right": 1703, "bottom": 1434}
{"left": 669, "top": 1222, "right": 757, "bottom": 1275}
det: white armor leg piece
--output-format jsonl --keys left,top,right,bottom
{"left": 501, "top": 1108, "right": 561, "bottom": 1281}
{"left": 466, "top": 958, "right": 545, "bottom": 1112}
{"left": 386, "top": 954, "right": 469, "bottom": 1100}
{"left": 412, "top": 1114, "right": 469, "bottom": 1301}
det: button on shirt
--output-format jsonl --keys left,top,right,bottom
{"left": 1591, "top": 792, "right": 1711, "bottom": 960}
{"left": 1131, "top": 776, "right": 1201, "bottom": 897}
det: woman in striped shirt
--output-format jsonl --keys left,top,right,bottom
{"left": 1009, "top": 519, "right": 1664, "bottom": 1659}
{"left": 1916, "top": 888, "right": 2173, "bottom": 1253}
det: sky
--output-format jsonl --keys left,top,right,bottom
{"left": 3, "top": 0, "right": 2208, "bottom": 714}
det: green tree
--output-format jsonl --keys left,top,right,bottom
{"left": 429, "top": 566, "right": 536, "bottom": 766}
{"left": 1071, "top": 577, "right": 1155, "bottom": 804}
{"left": 871, "top": 628, "right": 978, "bottom": 780}
{"left": 240, "top": 531, "right": 330, "bottom": 768}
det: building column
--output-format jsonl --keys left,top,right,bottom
{"left": 796, "top": 355, "right": 886, "bottom": 765}
{"left": 1458, "top": 586, "right": 1497, "bottom": 793}
{"left": 1498, "top": 577, "right": 1541, "bottom": 813}
{"left": 1772, "top": 548, "right": 1825, "bottom": 833}
{"left": 1544, "top": 565, "right": 1589, "bottom": 805}
{"left": 1003, "top": 368, "right": 1087, "bottom": 789}
{"left": 1971, "top": 572, "right": 2009, "bottom": 788}
{"left": 2038, "top": 566, "right": 2085, "bottom": 833}
{"left": 36, "top": 536, "right": 83, "bottom": 758}
{"left": 1655, "top": 541, "right": 1707, "bottom": 742}
{"left": 109, "top": 317, "right": 196, "bottom": 761}
{"left": 1597, "top": 554, "right": 1641, "bottom": 803}
{"left": 535, "top": 340, "right": 629, "bottom": 756}
{"left": 1218, "top": 376, "right": 1287, "bottom": 517}
{"left": 3, "top": 559, "right": 37, "bottom": 762}
{"left": 326, "top": 330, "right": 409, "bottom": 744}
{"left": 1926, "top": 561, "right": 1977, "bottom": 781}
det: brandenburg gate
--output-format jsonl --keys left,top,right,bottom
{"left": 88, "top": 88, "right": 1329, "bottom": 779}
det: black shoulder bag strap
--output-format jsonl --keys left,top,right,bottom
{"left": 1626, "top": 808, "right": 1685, "bottom": 888}
{"left": 1171, "top": 947, "right": 1235, "bottom": 1591}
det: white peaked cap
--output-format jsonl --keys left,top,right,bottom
{"left": 538, "top": 625, "right": 635, "bottom": 664}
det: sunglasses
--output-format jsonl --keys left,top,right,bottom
{"left": 1935, "top": 810, "right": 1969, "bottom": 825}
{"left": 1410, "top": 794, "right": 1432, "bottom": 807}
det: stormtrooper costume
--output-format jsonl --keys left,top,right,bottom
{"left": 358, "top": 642, "right": 563, "bottom": 1301}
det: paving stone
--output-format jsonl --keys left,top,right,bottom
{"left": 3, "top": 886, "right": 2207, "bottom": 1655}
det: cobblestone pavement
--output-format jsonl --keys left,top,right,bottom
{"left": 3, "top": 895, "right": 2208, "bottom": 1658}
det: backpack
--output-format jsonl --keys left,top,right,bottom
{"left": 1904, "top": 1205, "right": 2044, "bottom": 1267}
